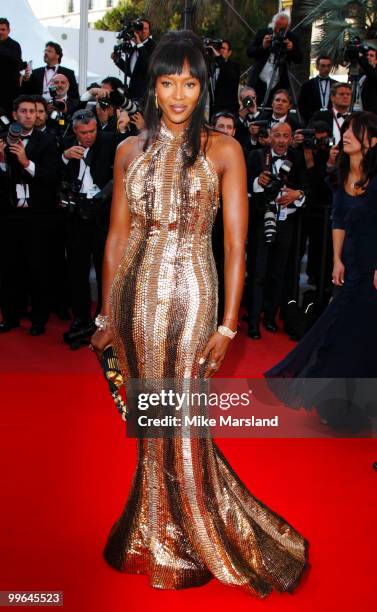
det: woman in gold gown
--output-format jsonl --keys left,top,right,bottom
{"left": 91, "top": 31, "right": 308, "bottom": 597}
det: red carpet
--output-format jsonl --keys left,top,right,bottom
{"left": 0, "top": 317, "right": 376, "bottom": 611}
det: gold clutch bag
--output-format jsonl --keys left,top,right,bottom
{"left": 100, "top": 346, "right": 129, "bottom": 421}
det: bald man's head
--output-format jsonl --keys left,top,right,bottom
{"left": 52, "top": 73, "right": 69, "bottom": 97}
{"left": 270, "top": 122, "right": 292, "bottom": 155}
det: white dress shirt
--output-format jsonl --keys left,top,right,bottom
{"left": 253, "top": 153, "right": 305, "bottom": 219}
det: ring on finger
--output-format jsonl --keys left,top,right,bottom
{"left": 210, "top": 361, "right": 218, "bottom": 369}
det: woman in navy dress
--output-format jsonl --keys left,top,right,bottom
{"left": 266, "top": 112, "right": 377, "bottom": 429}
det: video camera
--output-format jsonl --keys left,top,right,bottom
{"left": 343, "top": 36, "right": 370, "bottom": 64}
{"left": 263, "top": 159, "right": 293, "bottom": 244}
{"left": 113, "top": 18, "right": 144, "bottom": 57}
{"left": 298, "top": 129, "right": 335, "bottom": 149}
{"left": 203, "top": 37, "right": 223, "bottom": 59}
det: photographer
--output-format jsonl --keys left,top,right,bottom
{"left": 247, "top": 11, "right": 302, "bottom": 105}
{"left": 298, "top": 56, "right": 338, "bottom": 124}
{"left": 48, "top": 73, "right": 80, "bottom": 117}
{"left": 112, "top": 18, "right": 155, "bottom": 101}
{"left": 0, "top": 95, "right": 59, "bottom": 335}
{"left": 61, "top": 109, "right": 116, "bottom": 335}
{"left": 294, "top": 121, "right": 334, "bottom": 297}
{"left": 22, "top": 41, "right": 79, "bottom": 100}
{"left": 246, "top": 122, "right": 307, "bottom": 339}
{"left": 359, "top": 47, "right": 377, "bottom": 112}
{"left": 235, "top": 87, "right": 262, "bottom": 156}
{"left": 207, "top": 39, "right": 240, "bottom": 116}
{"left": 310, "top": 82, "right": 352, "bottom": 144}
{"left": 0, "top": 18, "right": 22, "bottom": 115}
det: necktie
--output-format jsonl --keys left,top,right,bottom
{"left": 337, "top": 112, "right": 347, "bottom": 119}
{"left": 273, "top": 154, "right": 286, "bottom": 161}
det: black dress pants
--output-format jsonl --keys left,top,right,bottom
{"left": 247, "top": 212, "right": 296, "bottom": 326}
{"left": 0, "top": 212, "right": 54, "bottom": 325}
{"left": 65, "top": 213, "right": 107, "bottom": 320}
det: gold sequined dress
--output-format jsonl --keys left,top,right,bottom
{"left": 104, "top": 123, "right": 308, "bottom": 597}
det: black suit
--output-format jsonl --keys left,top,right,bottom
{"left": 0, "top": 130, "right": 59, "bottom": 326}
{"left": 22, "top": 65, "right": 79, "bottom": 100}
{"left": 359, "top": 56, "right": 377, "bottom": 113}
{"left": 61, "top": 132, "right": 116, "bottom": 320}
{"left": 211, "top": 56, "right": 240, "bottom": 115}
{"left": 0, "top": 36, "right": 22, "bottom": 115}
{"left": 298, "top": 76, "right": 338, "bottom": 124}
{"left": 258, "top": 110, "right": 302, "bottom": 131}
{"left": 247, "top": 28, "right": 302, "bottom": 103}
{"left": 246, "top": 146, "right": 308, "bottom": 326}
{"left": 115, "top": 38, "right": 156, "bottom": 101}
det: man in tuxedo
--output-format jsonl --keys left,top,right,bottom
{"left": 208, "top": 39, "right": 240, "bottom": 116}
{"left": 247, "top": 11, "right": 302, "bottom": 105}
{"left": 298, "top": 56, "right": 338, "bottom": 124}
{"left": 0, "top": 95, "right": 59, "bottom": 334}
{"left": 246, "top": 122, "right": 307, "bottom": 339}
{"left": 22, "top": 41, "right": 79, "bottom": 100}
{"left": 359, "top": 48, "right": 377, "bottom": 112}
{"left": 61, "top": 109, "right": 116, "bottom": 333}
{"left": 310, "top": 82, "right": 352, "bottom": 144}
{"left": 259, "top": 88, "right": 301, "bottom": 131}
{"left": 0, "top": 18, "right": 22, "bottom": 115}
{"left": 112, "top": 19, "right": 155, "bottom": 101}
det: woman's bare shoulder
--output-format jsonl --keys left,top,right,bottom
{"left": 116, "top": 132, "right": 148, "bottom": 169}
{"left": 204, "top": 127, "right": 244, "bottom": 172}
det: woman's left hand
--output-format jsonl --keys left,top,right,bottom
{"left": 374, "top": 270, "right": 377, "bottom": 290}
{"left": 199, "top": 332, "right": 232, "bottom": 379}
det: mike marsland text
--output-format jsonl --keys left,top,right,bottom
{"left": 137, "top": 415, "right": 279, "bottom": 427}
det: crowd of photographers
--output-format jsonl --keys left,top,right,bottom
{"left": 0, "top": 11, "right": 376, "bottom": 345}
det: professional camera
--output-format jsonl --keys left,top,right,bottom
{"left": 113, "top": 18, "right": 144, "bottom": 57}
{"left": 58, "top": 179, "right": 86, "bottom": 214}
{"left": 0, "top": 114, "right": 22, "bottom": 144}
{"left": 263, "top": 159, "right": 293, "bottom": 244}
{"left": 98, "top": 88, "right": 126, "bottom": 110}
{"left": 203, "top": 37, "right": 223, "bottom": 58}
{"left": 249, "top": 119, "right": 270, "bottom": 137}
{"left": 298, "top": 129, "right": 335, "bottom": 149}
{"left": 271, "top": 29, "right": 288, "bottom": 59}
{"left": 48, "top": 85, "right": 67, "bottom": 112}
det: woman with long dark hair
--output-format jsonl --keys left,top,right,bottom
{"left": 91, "top": 31, "right": 307, "bottom": 597}
{"left": 266, "top": 112, "right": 377, "bottom": 424}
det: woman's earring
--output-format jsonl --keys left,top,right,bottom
{"left": 155, "top": 92, "right": 159, "bottom": 110}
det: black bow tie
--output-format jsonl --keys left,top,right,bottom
{"left": 20, "top": 135, "right": 31, "bottom": 140}
{"left": 318, "top": 77, "right": 329, "bottom": 81}
{"left": 272, "top": 154, "right": 287, "bottom": 161}
{"left": 337, "top": 112, "right": 347, "bottom": 119}
{"left": 270, "top": 118, "right": 281, "bottom": 124}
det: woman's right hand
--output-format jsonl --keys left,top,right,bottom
{"left": 90, "top": 328, "right": 114, "bottom": 359}
{"left": 332, "top": 259, "right": 345, "bottom": 286}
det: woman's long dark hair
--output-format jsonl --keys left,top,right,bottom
{"left": 334, "top": 111, "right": 377, "bottom": 189}
{"left": 143, "top": 30, "right": 208, "bottom": 168}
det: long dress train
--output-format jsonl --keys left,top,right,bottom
{"left": 104, "top": 123, "right": 308, "bottom": 597}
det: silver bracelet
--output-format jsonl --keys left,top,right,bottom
{"left": 217, "top": 325, "right": 237, "bottom": 340}
{"left": 94, "top": 314, "right": 110, "bottom": 331}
